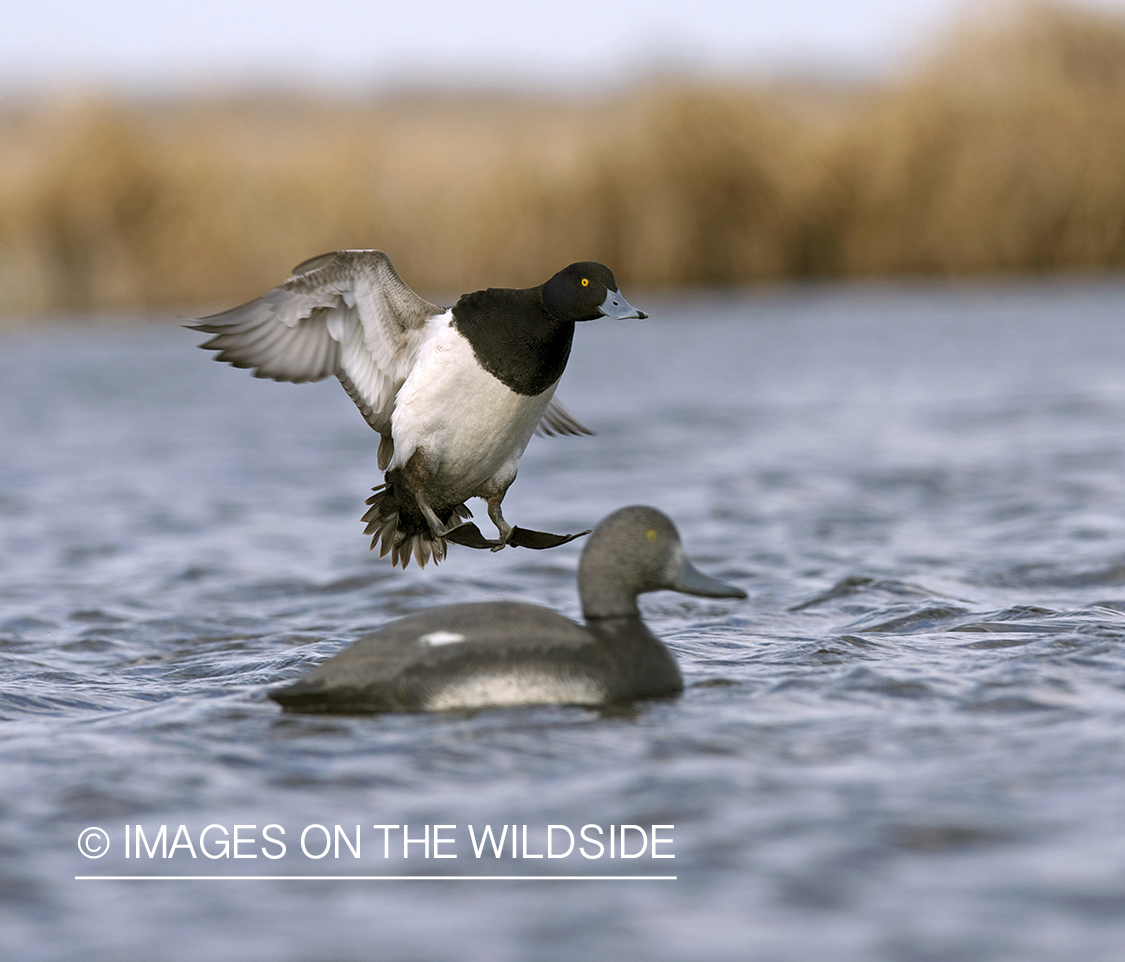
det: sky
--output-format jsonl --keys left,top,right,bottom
{"left": 3, "top": 0, "right": 1124, "bottom": 94}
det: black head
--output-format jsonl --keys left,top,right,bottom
{"left": 541, "top": 263, "right": 647, "bottom": 323}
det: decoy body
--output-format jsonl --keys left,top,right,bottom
{"left": 270, "top": 506, "right": 746, "bottom": 714}
{"left": 190, "top": 250, "right": 646, "bottom": 568}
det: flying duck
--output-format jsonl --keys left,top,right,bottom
{"left": 190, "top": 250, "right": 647, "bottom": 568}
{"left": 270, "top": 505, "right": 746, "bottom": 713}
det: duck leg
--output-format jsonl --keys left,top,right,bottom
{"left": 486, "top": 497, "right": 515, "bottom": 552}
{"left": 488, "top": 496, "right": 593, "bottom": 550}
{"left": 415, "top": 491, "right": 482, "bottom": 541}
{"left": 426, "top": 491, "right": 592, "bottom": 552}
{"left": 410, "top": 490, "right": 506, "bottom": 550}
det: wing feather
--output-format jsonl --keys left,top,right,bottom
{"left": 189, "top": 250, "right": 443, "bottom": 429}
{"left": 535, "top": 398, "right": 595, "bottom": 438}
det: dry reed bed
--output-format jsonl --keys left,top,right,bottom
{"left": 1, "top": 1, "right": 1123, "bottom": 317}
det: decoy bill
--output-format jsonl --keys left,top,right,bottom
{"left": 190, "top": 250, "right": 647, "bottom": 568}
{"left": 270, "top": 506, "right": 746, "bottom": 714}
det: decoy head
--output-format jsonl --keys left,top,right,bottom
{"left": 578, "top": 506, "right": 746, "bottom": 619}
{"left": 542, "top": 262, "right": 647, "bottom": 323}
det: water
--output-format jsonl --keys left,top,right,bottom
{"left": 3, "top": 280, "right": 1125, "bottom": 961}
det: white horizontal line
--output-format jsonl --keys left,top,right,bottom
{"left": 75, "top": 875, "right": 676, "bottom": 882}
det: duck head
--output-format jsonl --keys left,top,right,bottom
{"left": 578, "top": 505, "right": 746, "bottom": 619}
{"left": 542, "top": 262, "right": 647, "bottom": 322}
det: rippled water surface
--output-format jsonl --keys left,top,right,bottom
{"left": 4, "top": 281, "right": 1125, "bottom": 961}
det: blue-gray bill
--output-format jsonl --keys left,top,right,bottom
{"left": 672, "top": 558, "right": 748, "bottom": 599}
{"left": 599, "top": 289, "right": 648, "bottom": 319}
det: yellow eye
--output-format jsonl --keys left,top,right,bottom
{"left": 581, "top": 278, "right": 589, "bottom": 287}
{"left": 645, "top": 529, "right": 658, "bottom": 543}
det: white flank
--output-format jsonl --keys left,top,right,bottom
{"left": 426, "top": 672, "right": 604, "bottom": 711}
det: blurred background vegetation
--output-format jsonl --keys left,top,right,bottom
{"left": 0, "top": 1, "right": 1123, "bottom": 318}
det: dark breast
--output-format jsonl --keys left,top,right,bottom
{"left": 452, "top": 288, "right": 575, "bottom": 396}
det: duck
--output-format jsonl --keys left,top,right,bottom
{"left": 190, "top": 250, "right": 647, "bottom": 568}
{"left": 269, "top": 505, "right": 746, "bottom": 714}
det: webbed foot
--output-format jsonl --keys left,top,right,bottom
{"left": 508, "top": 527, "right": 592, "bottom": 549}
{"left": 442, "top": 524, "right": 591, "bottom": 551}
{"left": 443, "top": 523, "right": 502, "bottom": 549}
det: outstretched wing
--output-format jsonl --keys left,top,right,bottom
{"left": 535, "top": 397, "right": 594, "bottom": 437}
{"left": 189, "top": 250, "right": 443, "bottom": 453}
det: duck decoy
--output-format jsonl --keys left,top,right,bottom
{"left": 270, "top": 506, "right": 746, "bottom": 713}
{"left": 190, "top": 250, "right": 646, "bottom": 568}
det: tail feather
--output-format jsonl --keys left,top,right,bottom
{"left": 361, "top": 481, "right": 471, "bottom": 569}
